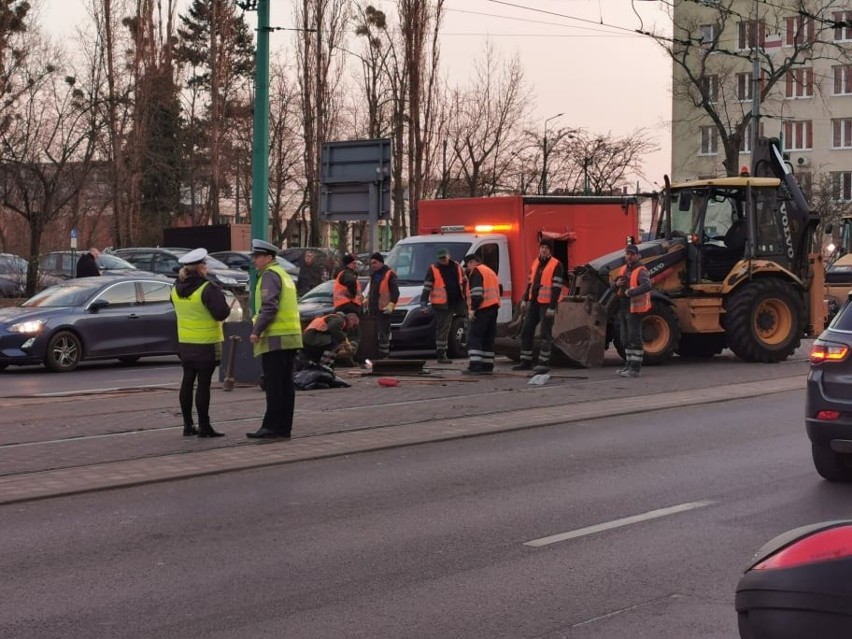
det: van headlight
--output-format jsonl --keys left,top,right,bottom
{"left": 218, "top": 276, "right": 238, "bottom": 285}
{"left": 9, "top": 319, "right": 46, "bottom": 334}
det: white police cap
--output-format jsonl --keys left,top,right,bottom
{"left": 251, "top": 239, "right": 278, "bottom": 256}
{"left": 178, "top": 248, "right": 208, "bottom": 265}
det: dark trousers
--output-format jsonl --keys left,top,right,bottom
{"left": 375, "top": 313, "right": 392, "bottom": 357}
{"left": 434, "top": 300, "right": 468, "bottom": 355}
{"left": 519, "top": 303, "right": 554, "bottom": 365}
{"left": 619, "top": 309, "right": 644, "bottom": 371}
{"left": 468, "top": 306, "right": 498, "bottom": 371}
{"left": 261, "top": 349, "right": 297, "bottom": 436}
{"left": 302, "top": 340, "right": 340, "bottom": 367}
{"left": 179, "top": 361, "right": 216, "bottom": 427}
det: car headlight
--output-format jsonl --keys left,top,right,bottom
{"left": 9, "top": 319, "right": 46, "bottom": 334}
{"left": 218, "top": 276, "right": 238, "bottom": 285}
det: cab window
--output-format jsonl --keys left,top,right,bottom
{"left": 478, "top": 243, "right": 500, "bottom": 273}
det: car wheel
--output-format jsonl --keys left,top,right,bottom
{"left": 812, "top": 443, "right": 852, "bottom": 482}
{"left": 448, "top": 316, "right": 468, "bottom": 358}
{"left": 44, "top": 331, "right": 82, "bottom": 372}
{"left": 118, "top": 356, "right": 140, "bottom": 364}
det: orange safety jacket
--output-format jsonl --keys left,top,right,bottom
{"left": 528, "top": 258, "right": 560, "bottom": 304}
{"left": 429, "top": 263, "right": 465, "bottom": 306}
{"left": 306, "top": 315, "right": 330, "bottom": 332}
{"left": 333, "top": 270, "right": 363, "bottom": 309}
{"left": 375, "top": 269, "right": 396, "bottom": 311}
{"left": 618, "top": 264, "right": 652, "bottom": 314}
{"left": 468, "top": 264, "right": 500, "bottom": 311}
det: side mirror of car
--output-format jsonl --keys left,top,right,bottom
{"left": 88, "top": 299, "right": 110, "bottom": 313}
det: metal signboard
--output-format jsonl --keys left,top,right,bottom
{"left": 319, "top": 138, "right": 391, "bottom": 223}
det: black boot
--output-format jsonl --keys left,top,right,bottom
{"left": 197, "top": 424, "right": 224, "bottom": 438}
{"left": 183, "top": 424, "right": 198, "bottom": 436}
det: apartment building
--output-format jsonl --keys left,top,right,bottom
{"left": 671, "top": 0, "right": 852, "bottom": 199}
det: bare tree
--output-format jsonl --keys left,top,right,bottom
{"left": 446, "top": 43, "right": 531, "bottom": 197}
{"left": 0, "top": 38, "right": 100, "bottom": 295}
{"left": 295, "top": 0, "right": 349, "bottom": 247}
{"left": 656, "top": 0, "right": 851, "bottom": 175}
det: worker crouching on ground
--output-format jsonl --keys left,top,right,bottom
{"left": 367, "top": 252, "right": 399, "bottom": 359}
{"left": 302, "top": 312, "right": 359, "bottom": 369}
{"left": 420, "top": 248, "right": 467, "bottom": 364}
{"left": 513, "top": 238, "right": 564, "bottom": 374}
{"left": 463, "top": 253, "right": 500, "bottom": 375}
{"left": 614, "top": 244, "right": 651, "bottom": 378}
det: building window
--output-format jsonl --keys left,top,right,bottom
{"left": 833, "top": 119, "right": 852, "bottom": 148}
{"left": 738, "top": 20, "right": 765, "bottom": 49}
{"left": 833, "top": 171, "right": 852, "bottom": 201}
{"left": 785, "top": 67, "right": 814, "bottom": 98}
{"left": 833, "top": 65, "right": 852, "bottom": 95}
{"left": 700, "top": 74, "right": 719, "bottom": 103}
{"left": 699, "top": 126, "right": 719, "bottom": 155}
{"left": 739, "top": 122, "right": 764, "bottom": 153}
{"left": 834, "top": 11, "right": 852, "bottom": 41}
{"left": 701, "top": 24, "right": 718, "bottom": 45}
{"left": 784, "top": 120, "right": 813, "bottom": 150}
{"left": 785, "top": 16, "right": 815, "bottom": 45}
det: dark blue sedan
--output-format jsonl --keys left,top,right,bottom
{"left": 0, "top": 276, "right": 181, "bottom": 372}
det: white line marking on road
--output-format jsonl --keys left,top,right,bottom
{"left": 523, "top": 500, "right": 715, "bottom": 548}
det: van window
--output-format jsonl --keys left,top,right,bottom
{"left": 829, "top": 298, "right": 852, "bottom": 331}
{"left": 478, "top": 243, "right": 500, "bottom": 273}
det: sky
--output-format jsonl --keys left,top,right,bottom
{"left": 39, "top": 0, "right": 673, "bottom": 191}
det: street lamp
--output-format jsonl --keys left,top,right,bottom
{"left": 541, "top": 113, "right": 564, "bottom": 195}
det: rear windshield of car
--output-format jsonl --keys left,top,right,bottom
{"left": 23, "top": 283, "right": 98, "bottom": 307}
{"left": 97, "top": 254, "right": 137, "bottom": 269}
{"left": 830, "top": 298, "right": 852, "bottom": 332}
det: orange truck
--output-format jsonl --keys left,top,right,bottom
{"left": 381, "top": 195, "right": 639, "bottom": 354}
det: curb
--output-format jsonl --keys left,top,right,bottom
{"left": 0, "top": 375, "right": 805, "bottom": 505}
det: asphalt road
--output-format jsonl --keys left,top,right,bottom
{"left": 1, "top": 391, "right": 842, "bottom": 638}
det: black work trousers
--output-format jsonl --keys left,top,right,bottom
{"left": 519, "top": 303, "right": 554, "bottom": 365}
{"left": 261, "top": 349, "right": 297, "bottom": 436}
{"left": 468, "top": 306, "right": 498, "bottom": 371}
{"left": 179, "top": 361, "right": 216, "bottom": 427}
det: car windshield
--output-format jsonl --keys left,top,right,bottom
{"left": 299, "top": 280, "right": 333, "bottom": 301}
{"left": 0, "top": 254, "right": 26, "bottom": 274}
{"left": 385, "top": 241, "right": 471, "bottom": 284}
{"left": 22, "top": 282, "right": 99, "bottom": 307}
{"left": 97, "top": 254, "right": 137, "bottom": 269}
{"left": 170, "top": 249, "right": 230, "bottom": 271}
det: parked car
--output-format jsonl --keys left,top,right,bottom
{"left": 38, "top": 251, "right": 156, "bottom": 279}
{"left": 209, "top": 250, "right": 299, "bottom": 283}
{"left": 806, "top": 290, "right": 852, "bottom": 481}
{"left": 279, "top": 247, "right": 340, "bottom": 280}
{"left": 0, "top": 253, "right": 63, "bottom": 296}
{"left": 0, "top": 275, "right": 243, "bottom": 372}
{"left": 112, "top": 247, "right": 249, "bottom": 294}
{"left": 296, "top": 278, "right": 466, "bottom": 356}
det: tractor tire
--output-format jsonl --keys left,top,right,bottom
{"left": 723, "top": 279, "right": 806, "bottom": 363}
{"left": 613, "top": 300, "right": 681, "bottom": 366}
{"left": 676, "top": 333, "right": 726, "bottom": 359}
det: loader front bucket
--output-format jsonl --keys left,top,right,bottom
{"left": 552, "top": 296, "right": 608, "bottom": 368}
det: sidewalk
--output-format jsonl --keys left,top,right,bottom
{"left": 0, "top": 351, "right": 809, "bottom": 505}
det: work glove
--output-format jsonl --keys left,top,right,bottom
{"left": 383, "top": 302, "right": 396, "bottom": 315}
{"left": 519, "top": 300, "right": 528, "bottom": 313}
{"left": 545, "top": 308, "right": 556, "bottom": 319}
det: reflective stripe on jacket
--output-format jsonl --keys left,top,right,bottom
{"left": 529, "top": 258, "right": 560, "bottom": 304}
{"left": 429, "top": 263, "right": 465, "bottom": 306}
{"left": 618, "top": 264, "right": 652, "bottom": 314}
{"left": 468, "top": 264, "right": 500, "bottom": 311}
{"left": 171, "top": 282, "right": 224, "bottom": 344}
{"left": 333, "top": 270, "right": 363, "bottom": 309}
{"left": 252, "top": 263, "right": 302, "bottom": 356}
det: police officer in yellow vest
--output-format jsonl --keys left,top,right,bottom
{"left": 247, "top": 239, "right": 303, "bottom": 439}
{"left": 614, "top": 244, "right": 652, "bottom": 378}
{"left": 170, "top": 248, "right": 231, "bottom": 437}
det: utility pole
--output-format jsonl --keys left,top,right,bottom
{"left": 751, "top": 0, "right": 760, "bottom": 168}
{"left": 541, "top": 113, "right": 563, "bottom": 195}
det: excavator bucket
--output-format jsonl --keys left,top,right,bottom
{"left": 552, "top": 295, "right": 609, "bottom": 368}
